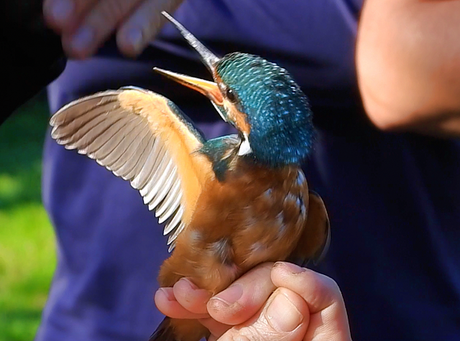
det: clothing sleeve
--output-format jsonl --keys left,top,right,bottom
{"left": 1, "top": 0, "right": 66, "bottom": 125}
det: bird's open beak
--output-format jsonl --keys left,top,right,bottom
{"left": 153, "top": 68, "right": 224, "bottom": 107}
{"left": 153, "top": 12, "right": 227, "bottom": 122}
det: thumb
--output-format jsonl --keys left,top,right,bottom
{"left": 216, "top": 288, "right": 309, "bottom": 341}
{"left": 271, "top": 262, "right": 352, "bottom": 341}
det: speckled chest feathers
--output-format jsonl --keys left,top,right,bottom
{"left": 158, "top": 156, "right": 310, "bottom": 294}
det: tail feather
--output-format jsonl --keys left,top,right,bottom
{"left": 149, "top": 317, "right": 176, "bottom": 341}
{"left": 149, "top": 317, "right": 209, "bottom": 341}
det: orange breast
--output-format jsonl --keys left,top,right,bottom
{"left": 158, "top": 160, "right": 310, "bottom": 295}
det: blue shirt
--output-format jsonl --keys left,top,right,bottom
{"left": 36, "top": 1, "right": 460, "bottom": 340}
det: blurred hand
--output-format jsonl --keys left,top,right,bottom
{"left": 155, "top": 262, "right": 352, "bottom": 341}
{"left": 43, "top": 0, "right": 183, "bottom": 59}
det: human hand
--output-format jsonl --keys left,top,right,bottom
{"left": 155, "top": 262, "right": 352, "bottom": 341}
{"left": 43, "top": 0, "right": 183, "bottom": 59}
{"left": 357, "top": 0, "right": 460, "bottom": 136}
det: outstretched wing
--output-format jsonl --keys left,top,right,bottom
{"left": 289, "top": 190, "right": 330, "bottom": 266}
{"left": 50, "top": 87, "right": 214, "bottom": 251}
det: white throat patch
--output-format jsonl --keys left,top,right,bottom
{"left": 238, "top": 133, "right": 252, "bottom": 156}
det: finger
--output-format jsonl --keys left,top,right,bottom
{"left": 271, "top": 262, "right": 343, "bottom": 314}
{"left": 218, "top": 287, "right": 309, "bottom": 341}
{"left": 154, "top": 287, "right": 209, "bottom": 320}
{"left": 271, "top": 262, "right": 352, "bottom": 341}
{"left": 61, "top": 0, "right": 143, "bottom": 58}
{"left": 43, "top": 0, "right": 96, "bottom": 32}
{"left": 173, "top": 278, "right": 212, "bottom": 315}
{"left": 207, "top": 262, "right": 276, "bottom": 326}
{"left": 117, "top": 0, "right": 184, "bottom": 57}
{"left": 197, "top": 317, "right": 231, "bottom": 341}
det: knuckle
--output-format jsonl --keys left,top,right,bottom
{"left": 105, "top": 0, "right": 129, "bottom": 21}
{"left": 90, "top": 0, "right": 134, "bottom": 27}
{"left": 244, "top": 262, "right": 274, "bottom": 284}
{"left": 104, "top": 0, "right": 129, "bottom": 19}
{"left": 315, "top": 272, "right": 340, "bottom": 296}
{"left": 302, "top": 271, "right": 342, "bottom": 309}
{"left": 304, "top": 272, "right": 331, "bottom": 303}
{"left": 224, "top": 326, "right": 266, "bottom": 341}
{"left": 220, "top": 316, "right": 296, "bottom": 341}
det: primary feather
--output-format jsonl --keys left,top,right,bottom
{"left": 50, "top": 87, "right": 214, "bottom": 250}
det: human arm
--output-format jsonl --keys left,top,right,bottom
{"left": 155, "top": 262, "right": 352, "bottom": 341}
{"left": 43, "top": 0, "right": 183, "bottom": 58}
{"left": 356, "top": 0, "right": 460, "bottom": 137}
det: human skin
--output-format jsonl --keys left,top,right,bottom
{"left": 43, "top": 0, "right": 183, "bottom": 58}
{"left": 357, "top": 0, "right": 460, "bottom": 137}
{"left": 155, "top": 262, "right": 352, "bottom": 341}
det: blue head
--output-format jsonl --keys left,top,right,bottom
{"left": 155, "top": 12, "right": 315, "bottom": 168}
{"left": 215, "top": 53, "right": 315, "bottom": 167}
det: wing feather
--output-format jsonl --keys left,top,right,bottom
{"left": 157, "top": 188, "right": 182, "bottom": 224}
{"left": 288, "top": 190, "right": 330, "bottom": 266}
{"left": 118, "top": 134, "right": 154, "bottom": 180}
{"left": 131, "top": 138, "right": 163, "bottom": 189}
{"left": 84, "top": 117, "right": 130, "bottom": 157}
{"left": 167, "top": 222, "right": 186, "bottom": 251}
{"left": 164, "top": 206, "right": 184, "bottom": 236}
{"left": 50, "top": 88, "right": 214, "bottom": 249}
{"left": 152, "top": 167, "right": 179, "bottom": 216}
{"left": 93, "top": 118, "right": 142, "bottom": 164}
{"left": 156, "top": 177, "right": 182, "bottom": 217}
{"left": 140, "top": 151, "right": 170, "bottom": 202}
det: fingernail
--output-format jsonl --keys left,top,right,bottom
{"left": 126, "top": 28, "right": 143, "bottom": 52}
{"left": 212, "top": 284, "right": 243, "bottom": 306}
{"left": 178, "top": 278, "right": 198, "bottom": 291}
{"left": 51, "top": 0, "right": 73, "bottom": 23}
{"left": 71, "top": 26, "right": 94, "bottom": 54}
{"left": 157, "top": 288, "right": 175, "bottom": 301}
{"left": 266, "top": 292, "right": 303, "bottom": 332}
{"left": 274, "top": 261, "right": 307, "bottom": 274}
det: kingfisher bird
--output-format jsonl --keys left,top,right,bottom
{"left": 50, "top": 12, "right": 330, "bottom": 341}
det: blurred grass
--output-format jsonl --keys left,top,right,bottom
{"left": 0, "top": 93, "right": 56, "bottom": 341}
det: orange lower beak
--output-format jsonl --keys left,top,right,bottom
{"left": 154, "top": 68, "right": 223, "bottom": 106}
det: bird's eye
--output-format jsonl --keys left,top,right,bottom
{"left": 226, "top": 88, "right": 237, "bottom": 103}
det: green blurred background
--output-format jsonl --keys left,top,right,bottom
{"left": 0, "top": 93, "right": 56, "bottom": 341}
